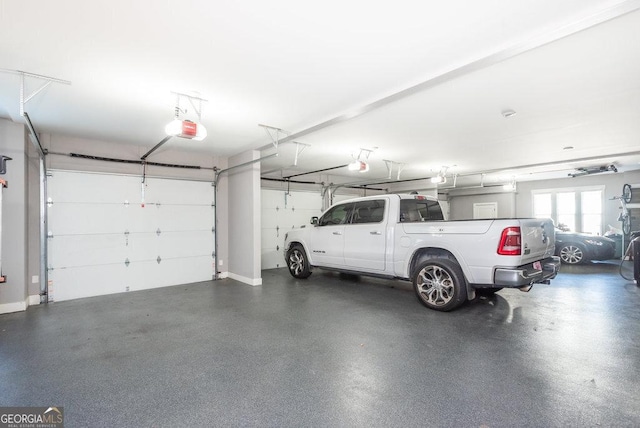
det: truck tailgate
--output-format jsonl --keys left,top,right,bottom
{"left": 519, "top": 219, "right": 556, "bottom": 263}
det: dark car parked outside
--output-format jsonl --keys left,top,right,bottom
{"left": 555, "top": 228, "right": 616, "bottom": 264}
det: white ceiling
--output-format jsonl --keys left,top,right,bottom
{"left": 1, "top": 0, "right": 640, "bottom": 187}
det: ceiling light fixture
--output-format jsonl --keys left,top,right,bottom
{"left": 348, "top": 148, "right": 374, "bottom": 173}
{"left": 501, "top": 109, "right": 517, "bottom": 118}
{"left": 430, "top": 166, "right": 449, "bottom": 184}
{"left": 568, "top": 164, "right": 617, "bottom": 178}
{"left": 348, "top": 160, "right": 370, "bottom": 172}
{"left": 165, "top": 92, "right": 208, "bottom": 141}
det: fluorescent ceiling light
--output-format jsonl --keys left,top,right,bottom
{"left": 430, "top": 175, "right": 446, "bottom": 184}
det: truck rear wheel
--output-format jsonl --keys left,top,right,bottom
{"left": 412, "top": 258, "right": 467, "bottom": 311}
{"left": 286, "top": 244, "right": 312, "bottom": 279}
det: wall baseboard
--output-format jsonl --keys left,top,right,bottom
{"left": 0, "top": 300, "right": 27, "bottom": 315}
{"left": 227, "top": 272, "right": 262, "bottom": 286}
{"left": 28, "top": 295, "right": 41, "bottom": 306}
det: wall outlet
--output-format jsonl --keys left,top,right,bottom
{"left": 218, "top": 259, "right": 223, "bottom": 266}
{"left": 125, "top": 286, "right": 130, "bottom": 292}
{"left": 32, "top": 275, "right": 39, "bottom": 284}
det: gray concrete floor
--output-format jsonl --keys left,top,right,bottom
{"left": 1, "top": 262, "right": 639, "bottom": 427}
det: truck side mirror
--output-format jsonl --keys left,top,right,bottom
{"left": 311, "top": 216, "right": 318, "bottom": 225}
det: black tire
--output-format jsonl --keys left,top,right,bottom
{"left": 412, "top": 257, "right": 467, "bottom": 311}
{"left": 559, "top": 243, "right": 586, "bottom": 265}
{"left": 476, "top": 287, "right": 503, "bottom": 296}
{"left": 286, "top": 244, "right": 312, "bottom": 279}
{"left": 622, "top": 216, "right": 631, "bottom": 236}
{"left": 622, "top": 183, "right": 632, "bottom": 204}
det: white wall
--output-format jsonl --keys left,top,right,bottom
{"left": 228, "top": 150, "right": 261, "bottom": 285}
{"left": 449, "top": 192, "right": 516, "bottom": 220}
{"left": 0, "top": 119, "right": 28, "bottom": 313}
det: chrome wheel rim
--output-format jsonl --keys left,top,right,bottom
{"left": 416, "top": 265, "right": 454, "bottom": 307}
{"left": 288, "top": 249, "right": 305, "bottom": 275}
{"left": 560, "top": 245, "right": 583, "bottom": 264}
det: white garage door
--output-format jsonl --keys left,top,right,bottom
{"left": 47, "top": 171, "right": 215, "bottom": 301}
{"left": 261, "top": 189, "right": 323, "bottom": 269}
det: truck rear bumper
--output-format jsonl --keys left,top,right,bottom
{"left": 494, "top": 256, "right": 561, "bottom": 288}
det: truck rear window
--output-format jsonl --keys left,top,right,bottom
{"left": 400, "top": 199, "right": 444, "bottom": 222}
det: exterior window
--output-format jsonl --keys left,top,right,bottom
{"left": 556, "top": 192, "right": 576, "bottom": 231}
{"left": 532, "top": 188, "right": 603, "bottom": 234}
{"left": 533, "top": 194, "right": 552, "bottom": 219}
{"left": 581, "top": 190, "right": 602, "bottom": 235}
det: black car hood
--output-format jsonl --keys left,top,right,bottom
{"left": 556, "top": 232, "right": 615, "bottom": 243}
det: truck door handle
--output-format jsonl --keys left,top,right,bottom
{"left": 370, "top": 231, "right": 382, "bottom": 235}
{"left": 333, "top": 231, "right": 342, "bottom": 235}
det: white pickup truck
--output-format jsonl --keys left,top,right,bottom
{"left": 284, "top": 194, "right": 560, "bottom": 311}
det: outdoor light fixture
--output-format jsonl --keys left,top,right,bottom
{"left": 165, "top": 92, "right": 208, "bottom": 141}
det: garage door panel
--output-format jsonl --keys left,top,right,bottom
{"left": 261, "top": 189, "right": 284, "bottom": 209}
{"left": 262, "top": 250, "right": 283, "bottom": 270}
{"left": 127, "top": 234, "right": 159, "bottom": 261}
{"left": 154, "top": 205, "right": 213, "bottom": 231}
{"left": 49, "top": 204, "right": 128, "bottom": 235}
{"left": 156, "top": 232, "right": 213, "bottom": 258}
{"left": 49, "top": 234, "right": 126, "bottom": 268}
{"left": 145, "top": 179, "right": 214, "bottom": 205}
{"left": 51, "top": 264, "right": 128, "bottom": 302}
{"left": 127, "top": 205, "right": 159, "bottom": 231}
{"left": 261, "top": 228, "right": 279, "bottom": 251}
{"left": 261, "top": 205, "right": 280, "bottom": 229}
{"left": 286, "top": 191, "right": 321, "bottom": 208}
{"left": 49, "top": 173, "right": 138, "bottom": 204}
{"left": 127, "top": 257, "right": 213, "bottom": 291}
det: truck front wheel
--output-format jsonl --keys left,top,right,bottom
{"left": 286, "top": 244, "right": 312, "bottom": 279}
{"left": 412, "top": 258, "right": 467, "bottom": 311}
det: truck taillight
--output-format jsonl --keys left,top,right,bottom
{"left": 498, "top": 227, "right": 521, "bottom": 255}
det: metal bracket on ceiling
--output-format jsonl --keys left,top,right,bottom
{"left": 292, "top": 141, "right": 310, "bottom": 166}
{"left": 259, "top": 124, "right": 290, "bottom": 151}
{"left": 383, "top": 159, "right": 406, "bottom": 180}
{"left": 171, "top": 91, "right": 208, "bottom": 123}
{"left": 0, "top": 69, "right": 72, "bottom": 116}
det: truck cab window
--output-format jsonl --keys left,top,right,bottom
{"left": 351, "top": 200, "right": 385, "bottom": 224}
{"left": 318, "top": 203, "right": 353, "bottom": 226}
{"left": 400, "top": 199, "right": 444, "bottom": 222}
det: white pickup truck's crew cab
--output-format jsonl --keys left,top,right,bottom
{"left": 284, "top": 194, "right": 560, "bottom": 311}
